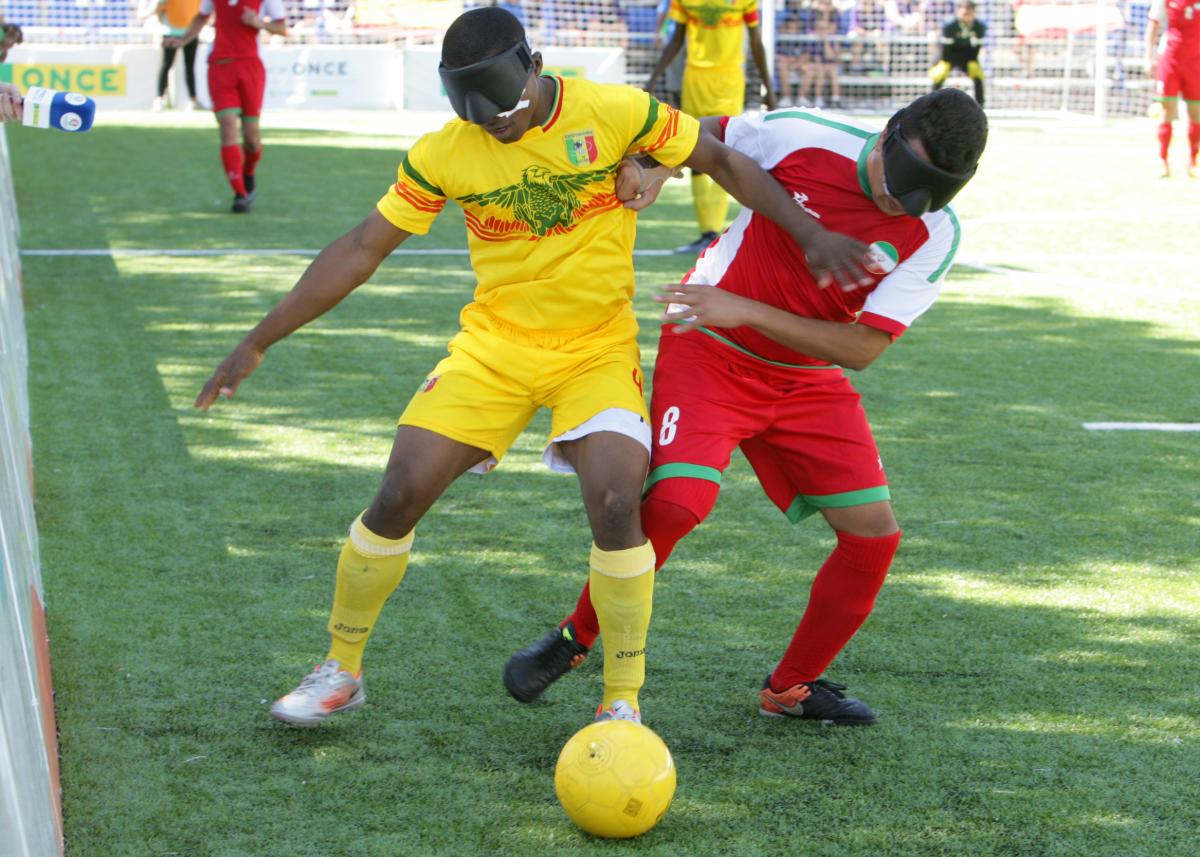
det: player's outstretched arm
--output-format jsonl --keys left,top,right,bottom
{"left": 683, "top": 122, "right": 874, "bottom": 290}
{"left": 658, "top": 284, "right": 893, "bottom": 370}
{"left": 195, "top": 211, "right": 410, "bottom": 410}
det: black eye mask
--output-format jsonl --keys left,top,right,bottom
{"left": 439, "top": 39, "right": 534, "bottom": 124}
{"left": 882, "top": 110, "right": 977, "bottom": 217}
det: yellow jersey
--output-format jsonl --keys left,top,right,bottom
{"left": 377, "top": 76, "right": 699, "bottom": 332}
{"left": 669, "top": 0, "right": 761, "bottom": 69}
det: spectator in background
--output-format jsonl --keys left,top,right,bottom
{"left": 776, "top": 0, "right": 811, "bottom": 106}
{"left": 152, "top": 0, "right": 203, "bottom": 111}
{"left": 800, "top": 0, "right": 845, "bottom": 108}
{"left": 885, "top": 0, "right": 926, "bottom": 36}
{"left": 929, "top": 0, "right": 985, "bottom": 106}
{"left": 847, "top": 0, "right": 889, "bottom": 72}
{"left": 1146, "top": 0, "right": 1200, "bottom": 177}
{"left": 0, "top": 22, "right": 22, "bottom": 62}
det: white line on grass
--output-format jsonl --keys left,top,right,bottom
{"left": 1082, "top": 422, "right": 1200, "bottom": 432}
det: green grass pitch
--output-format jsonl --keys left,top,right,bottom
{"left": 9, "top": 113, "right": 1199, "bottom": 856}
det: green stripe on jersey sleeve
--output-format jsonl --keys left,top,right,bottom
{"left": 402, "top": 153, "right": 444, "bottom": 196}
{"left": 927, "top": 206, "right": 961, "bottom": 283}
{"left": 633, "top": 96, "right": 661, "bottom": 145}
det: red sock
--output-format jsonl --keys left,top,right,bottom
{"left": 221, "top": 144, "right": 248, "bottom": 196}
{"left": 243, "top": 144, "right": 262, "bottom": 178}
{"left": 1158, "top": 122, "right": 1173, "bottom": 162}
{"left": 1188, "top": 122, "right": 1200, "bottom": 165}
{"left": 770, "top": 529, "right": 901, "bottom": 689}
{"left": 563, "top": 493, "right": 706, "bottom": 648}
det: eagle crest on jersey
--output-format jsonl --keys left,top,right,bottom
{"left": 681, "top": 1, "right": 739, "bottom": 27}
{"left": 459, "top": 164, "right": 614, "bottom": 236}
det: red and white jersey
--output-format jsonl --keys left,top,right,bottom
{"left": 1149, "top": 0, "right": 1200, "bottom": 61}
{"left": 199, "top": 0, "right": 285, "bottom": 62}
{"left": 687, "top": 109, "right": 962, "bottom": 367}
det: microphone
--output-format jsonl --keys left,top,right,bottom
{"left": 21, "top": 86, "right": 96, "bottom": 132}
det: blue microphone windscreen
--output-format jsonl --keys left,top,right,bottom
{"left": 22, "top": 86, "right": 96, "bottom": 132}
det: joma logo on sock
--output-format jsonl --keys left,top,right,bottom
{"left": 615, "top": 648, "right": 646, "bottom": 659}
{"left": 333, "top": 622, "right": 368, "bottom": 635}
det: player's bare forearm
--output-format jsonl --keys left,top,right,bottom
{"left": 658, "top": 284, "right": 892, "bottom": 370}
{"left": 195, "top": 212, "right": 409, "bottom": 409}
{"left": 246, "top": 213, "right": 407, "bottom": 349}
{"left": 262, "top": 18, "right": 287, "bottom": 36}
{"left": 1145, "top": 22, "right": 1160, "bottom": 64}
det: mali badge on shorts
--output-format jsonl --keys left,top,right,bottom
{"left": 565, "top": 130, "right": 598, "bottom": 166}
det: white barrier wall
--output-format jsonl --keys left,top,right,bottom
{"left": 0, "top": 129, "right": 62, "bottom": 857}
{"left": 5, "top": 44, "right": 404, "bottom": 109}
{"left": 3, "top": 44, "right": 623, "bottom": 111}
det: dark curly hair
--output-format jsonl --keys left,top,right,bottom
{"left": 441, "top": 7, "right": 527, "bottom": 70}
{"left": 890, "top": 89, "right": 988, "bottom": 175}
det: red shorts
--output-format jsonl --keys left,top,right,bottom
{"left": 208, "top": 57, "right": 266, "bottom": 118}
{"left": 646, "top": 330, "right": 890, "bottom": 523}
{"left": 1156, "top": 53, "right": 1200, "bottom": 102}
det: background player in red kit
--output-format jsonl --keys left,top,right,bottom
{"left": 167, "top": 0, "right": 287, "bottom": 211}
{"left": 1146, "top": 0, "right": 1200, "bottom": 177}
{"left": 505, "top": 89, "right": 988, "bottom": 725}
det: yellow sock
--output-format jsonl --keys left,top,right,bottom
{"left": 691, "top": 173, "right": 730, "bottom": 235}
{"left": 325, "top": 513, "right": 413, "bottom": 675}
{"left": 589, "top": 541, "right": 656, "bottom": 711}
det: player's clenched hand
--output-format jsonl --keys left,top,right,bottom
{"left": 614, "top": 158, "right": 651, "bottom": 209}
{"left": 801, "top": 228, "right": 875, "bottom": 292}
{"left": 616, "top": 155, "right": 676, "bottom": 211}
{"left": 655, "top": 283, "right": 758, "bottom": 334}
{"left": 194, "top": 342, "right": 265, "bottom": 410}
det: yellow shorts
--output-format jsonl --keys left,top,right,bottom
{"left": 399, "top": 303, "right": 649, "bottom": 470}
{"left": 682, "top": 64, "right": 745, "bottom": 119}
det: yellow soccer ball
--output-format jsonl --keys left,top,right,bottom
{"left": 554, "top": 720, "right": 677, "bottom": 838}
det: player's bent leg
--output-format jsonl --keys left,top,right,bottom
{"left": 560, "top": 431, "right": 655, "bottom": 720}
{"left": 241, "top": 118, "right": 263, "bottom": 197}
{"left": 928, "top": 60, "right": 950, "bottom": 89}
{"left": 272, "top": 427, "right": 490, "bottom": 727}
{"left": 502, "top": 488, "right": 713, "bottom": 704}
{"left": 760, "top": 502, "right": 900, "bottom": 726}
{"left": 967, "top": 61, "right": 986, "bottom": 106}
{"left": 1186, "top": 101, "right": 1200, "bottom": 176}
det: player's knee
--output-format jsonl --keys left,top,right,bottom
{"left": 967, "top": 61, "right": 984, "bottom": 80}
{"left": 587, "top": 487, "right": 642, "bottom": 546}
{"left": 366, "top": 474, "right": 428, "bottom": 537}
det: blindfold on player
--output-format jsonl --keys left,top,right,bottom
{"left": 881, "top": 106, "right": 975, "bottom": 218}
{"left": 22, "top": 87, "right": 96, "bottom": 133}
{"left": 438, "top": 38, "right": 535, "bottom": 124}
